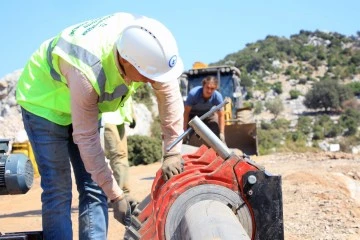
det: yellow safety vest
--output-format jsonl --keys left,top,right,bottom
{"left": 16, "top": 13, "right": 142, "bottom": 125}
{"left": 102, "top": 96, "right": 134, "bottom": 125}
{"left": 119, "top": 97, "right": 134, "bottom": 124}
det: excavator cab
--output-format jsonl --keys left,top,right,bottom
{"left": 179, "top": 63, "right": 258, "bottom": 155}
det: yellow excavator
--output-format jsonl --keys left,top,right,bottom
{"left": 179, "top": 62, "right": 258, "bottom": 155}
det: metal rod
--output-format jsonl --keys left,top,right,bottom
{"left": 189, "top": 116, "right": 231, "bottom": 160}
{"left": 179, "top": 200, "right": 251, "bottom": 240}
{"left": 166, "top": 100, "right": 229, "bottom": 152}
{"left": 198, "top": 99, "right": 228, "bottom": 121}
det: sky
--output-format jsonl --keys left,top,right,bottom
{"left": 0, "top": 0, "right": 359, "bottom": 78}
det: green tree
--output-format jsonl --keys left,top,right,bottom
{"left": 304, "top": 80, "right": 353, "bottom": 112}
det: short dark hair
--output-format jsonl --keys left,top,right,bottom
{"left": 202, "top": 76, "right": 219, "bottom": 88}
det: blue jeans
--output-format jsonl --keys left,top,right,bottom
{"left": 21, "top": 108, "right": 108, "bottom": 240}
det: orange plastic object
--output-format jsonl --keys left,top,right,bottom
{"left": 134, "top": 145, "right": 258, "bottom": 240}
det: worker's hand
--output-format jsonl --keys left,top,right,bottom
{"left": 161, "top": 153, "right": 184, "bottom": 181}
{"left": 129, "top": 119, "right": 136, "bottom": 129}
{"left": 112, "top": 195, "right": 131, "bottom": 226}
{"left": 219, "top": 132, "right": 226, "bottom": 143}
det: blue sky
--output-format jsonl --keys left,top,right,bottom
{"left": 0, "top": 0, "right": 359, "bottom": 78}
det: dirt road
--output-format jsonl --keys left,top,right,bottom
{"left": 1, "top": 152, "right": 359, "bottom": 240}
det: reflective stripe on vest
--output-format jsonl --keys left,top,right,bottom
{"left": 47, "top": 37, "right": 129, "bottom": 103}
{"left": 46, "top": 39, "right": 61, "bottom": 81}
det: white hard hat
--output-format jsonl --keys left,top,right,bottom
{"left": 116, "top": 16, "right": 184, "bottom": 83}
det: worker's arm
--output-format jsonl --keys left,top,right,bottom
{"left": 218, "top": 110, "right": 225, "bottom": 142}
{"left": 152, "top": 80, "right": 184, "bottom": 181}
{"left": 215, "top": 91, "right": 226, "bottom": 142}
{"left": 59, "top": 59, "right": 123, "bottom": 201}
{"left": 183, "top": 105, "right": 192, "bottom": 131}
{"left": 218, "top": 110, "right": 225, "bottom": 134}
{"left": 152, "top": 80, "right": 184, "bottom": 154}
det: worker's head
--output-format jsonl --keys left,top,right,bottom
{"left": 201, "top": 76, "right": 219, "bottom": 99}
{"left": 116, "top": 16, "right": 183, "bottom": 84}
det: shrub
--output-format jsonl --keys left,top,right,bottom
{"left": 272, "top": 82, "right": 283, "bottom": 94}
{"left": 339, "top": 135, "right": 360, "bottom": 152}
{"left": 347, "top": 82, "right": 360, "bottom": 96}
{"left": 258, "top": 128, "right": 283, "bottom": 155}
{"left": 128, "top": 135, "right": 162, "bottom": 166}
{"left": 240, "top": 71, "right": 253, "bottom": 88}
{"left": 339, "top": 109, "right": 360, "bottom": 136}
{"left": 312, "top": 115, "right": 341, "bottom": 138}
{"left": 312, "top": 125, "right": 324, "bottom": 140}
{"left": 284, "top": 66, "right": 296, "bottom": 76}
{"left": 288, "top": 131, "right": 307, "bottom": 142}
{"left": 260, "top": 121, "right": 272, "bottom": 130}
{"left": 253, "top": 101, "right": 263, "bottom": 115}
{"left": 289, "top": 89, "right": 301, "bottom": 99}
{"left": 325, "top": 124, "right": 341, "bottom": 138}
{"left": 297, "top": 116, "right": 312, "bottom": 135}
{"left": 272, "top": 118, "right": 290, "bottom": 130}
{"left": 265, "top": 97, "right": 284, "bottom": 119}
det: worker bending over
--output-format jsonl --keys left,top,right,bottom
{"left": 16, "top": 12, "right": 184, "bottom": 240}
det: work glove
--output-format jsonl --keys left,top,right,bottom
{"left": 219, "top": 132, "right": 226, "bottom": 143}
{"left": 161, "top": 153, "right": 185, "bottom": 181}
{"left": 129, "top": 119, "right": 136, "bottom": 129}
{"left": 112, "top": 195, "right": 131, "bottom": 226}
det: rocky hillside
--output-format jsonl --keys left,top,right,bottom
{"left": 213, "top": 30, "right": 360, "bottom": 154}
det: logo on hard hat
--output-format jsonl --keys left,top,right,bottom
{"left": 169, "top": 55, "right": 177, "bottom": 68}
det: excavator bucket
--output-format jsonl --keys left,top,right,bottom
{"left": 225, "top": 123, "right": 258, "bottom": 156}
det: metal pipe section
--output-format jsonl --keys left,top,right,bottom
{"left": 166, "top": 100, "right": 229, "bottom": 152}
{"left": 189, "top": 116, "right": 231, "bottom": 160}
{"left": 179, "top": 200, "right": 250, "bottom": 240}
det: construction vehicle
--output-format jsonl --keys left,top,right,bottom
{"left": 124, "top": 101, "right": 283, "bottom": 239}
{"left": 179, "top": 62, "right": 258, "bottom": 156}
